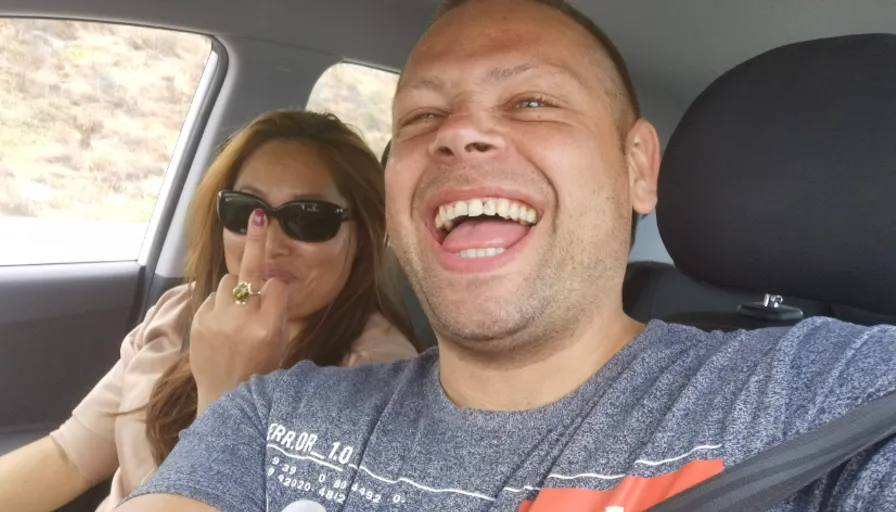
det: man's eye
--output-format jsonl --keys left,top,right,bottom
{"left": 404, "top": 111, "right": 439, "bottom": 124}
{"left": 515, "top": 97, "right": 553, "bottom": 109}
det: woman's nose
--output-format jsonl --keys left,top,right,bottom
{"left": 264, "top": 218, "right": 294, "bottom": 257}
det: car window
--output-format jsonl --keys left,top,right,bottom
{"left": 0, "top": 18, "right": 211, "bottom": 266}
{"left": 306, "top": 62, "right": 399, "bottom": 159}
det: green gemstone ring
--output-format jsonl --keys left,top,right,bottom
{"left": 232, "top": 281, "right": 261, "bottom": 305}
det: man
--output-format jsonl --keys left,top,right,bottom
{"left": 120, "top": 1, "right": 896, "bottom": 510}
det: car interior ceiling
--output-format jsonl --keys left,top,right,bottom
{"left": 2, "top": 1, "right": 895, "bottom": 511}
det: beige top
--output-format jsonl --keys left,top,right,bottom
{"left": 49, "top": 284, "right": 418, "bottom": 511}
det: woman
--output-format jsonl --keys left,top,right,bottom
{"left": 0, "top": 109, "right": 419, "bottom": 511}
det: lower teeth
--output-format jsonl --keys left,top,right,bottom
{"left": 457, "top": 247, "right": 506, "bottom": 259}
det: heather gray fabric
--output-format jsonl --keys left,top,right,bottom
{"left": 128, "top": 318, "right": 896, "bottom": 511}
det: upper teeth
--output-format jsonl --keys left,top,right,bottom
{"left": 435, "top": 197, "right": 538, "bottom": 231}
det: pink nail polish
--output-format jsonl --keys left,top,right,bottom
{"left": 251, "top": 209, "right": 266, "bottom": 226}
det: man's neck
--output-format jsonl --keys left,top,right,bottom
{"left": 437, "top": 311, "right": 644, "bottom": 411}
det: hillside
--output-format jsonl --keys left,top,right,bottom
{"left": 0, "top": 19, "right": 397, "bottom": 227}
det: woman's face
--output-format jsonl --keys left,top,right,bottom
{"left": 223, "top": 140, "right": 357, "bottom": 322}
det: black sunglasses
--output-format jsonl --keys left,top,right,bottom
{"left": 217, "top": 190, "right": 351, "bottom": 243}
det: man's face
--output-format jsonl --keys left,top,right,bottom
{"left": 387, "top": 0, "right": 638, "bottom": 351}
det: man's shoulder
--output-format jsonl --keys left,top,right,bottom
{"left": 663, "top": 317, "right": 896, "bottom": 427}
{"left": 614, "top": 318, "right": 896, "bottom": 471}
{"left": 726, "top": 316, "right": 896, "bottom": 357}
{"left": 658, "top": 316, "right": 895, "bottom": 354}
{"left": 645, "top": 317, "right": 896, "bottom": 403}
{"left": 760, "top": 315, "right": 892, "bottom": 339}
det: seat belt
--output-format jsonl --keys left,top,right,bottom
{"left": 646, "top": 391, "right": 896, "bottom": 512}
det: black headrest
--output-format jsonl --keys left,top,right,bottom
{"left": 657, "top": 34, "right": 896, "bottom": 315}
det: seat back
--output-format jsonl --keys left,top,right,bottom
{"left": 625, "top": 33, "right": 896, "bottom": 329}
{"left": 623, "top": 261, "right": 832, "bottom": 329}
{"left": 380, "top": 140, "right": 438, "bottom": 349}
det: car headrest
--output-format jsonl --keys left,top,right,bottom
{"left": 657, "top": 33, "right": 896, "bottom": 315}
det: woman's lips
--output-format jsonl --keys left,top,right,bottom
{"left": 263, "top": 269, "right": 297, "bottom": 284}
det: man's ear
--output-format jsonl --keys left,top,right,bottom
{"left": 624, "top": 119, "right": 660, "bottom": 216}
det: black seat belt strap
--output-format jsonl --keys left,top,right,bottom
{"left": 646, "top": 391, "right": 896, "bottom": 512}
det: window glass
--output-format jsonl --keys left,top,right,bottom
{"left": 306, "top": 62, "right": 400, "bottom": 159}
{"left": 0, "top": 19, "right": 211, "bottom": 265}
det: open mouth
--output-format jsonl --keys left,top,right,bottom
{"left": 433, "top": 197, "right": 539, "bottom": 259}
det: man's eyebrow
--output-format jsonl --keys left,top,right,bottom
{"left": 395, "top": 76, "right": 447, "bottom": 96}
{"left": 395, "top": 61, "right": 586, "bottom": 97}
{"left": 487, "top": 62, "right": 533, "bottom": 82}
{"left": 491, "top": 61, "right": 587, "bottom": 90}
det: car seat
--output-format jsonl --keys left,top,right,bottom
{"left": 624, "top": 33, "right": 896, "bottom": 331}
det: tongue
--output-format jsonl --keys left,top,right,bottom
{"left": 442, "top": 218, "right": 530, "bottom": 253}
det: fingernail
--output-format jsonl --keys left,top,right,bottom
{"left": 252, "top": 209, "right": 266, "bottom": 226}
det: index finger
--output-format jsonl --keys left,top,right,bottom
{"left": 239, "top": 208, "right": 267, "bottom": 288}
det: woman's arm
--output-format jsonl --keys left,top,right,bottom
{"left": 0, "top": 436, "right": 93, "bottom": 512}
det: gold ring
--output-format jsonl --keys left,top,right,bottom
{"left": 233, "top": 281, "right": 261, "bottom": 305}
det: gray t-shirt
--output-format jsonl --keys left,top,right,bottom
{"left": 129, "top": 318, "right": 896, "bottom": 511}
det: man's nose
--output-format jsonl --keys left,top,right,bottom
{"left": 428, "top": 112, "right": 506, "bottom": 162}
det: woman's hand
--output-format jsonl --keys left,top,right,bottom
{"left": 190, "top": 209, "right": 289, "bottom": 416}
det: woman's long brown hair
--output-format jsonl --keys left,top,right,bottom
{"left": 142, "top": 109, "right": 417, "bottom": 464}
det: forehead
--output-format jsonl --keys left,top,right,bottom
{"left": 399, "top": 1, "right": 600, "bottom": 93}
{"left": 234, "top": 140, "right": 342, "bottom": 203}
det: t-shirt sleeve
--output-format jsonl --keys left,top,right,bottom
{"left": 780, "top": 320, "right": 896, "bottom": 506}
{"left": 823, "top": 437, "right": 896, "bottom": 509}
{"left": 48, "top": 309, "right": 148, "bottom": 484}
{"left": 48, "top": 358, "right": 125, "bottom": 484}
{"left": 783, "top": 320, "right": 896, "bottom": 435}
{"left": 124, "top": 370, "right": 283, "bottom": 512}
{"left": 48, "top": 285, "right": 189, "bottom": 484}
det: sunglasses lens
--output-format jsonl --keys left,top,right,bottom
{"left": 281, "top": 209, "right": 343, "bottom": 242}
{"left": 218, "top": 192, "right": 345, "bottom": 243}
{"left": 217, "top": 192, "right": 261, "bottom": 234}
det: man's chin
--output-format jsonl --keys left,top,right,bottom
{"left": 429, "top": 303, "right": 535, "bottom": 346}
